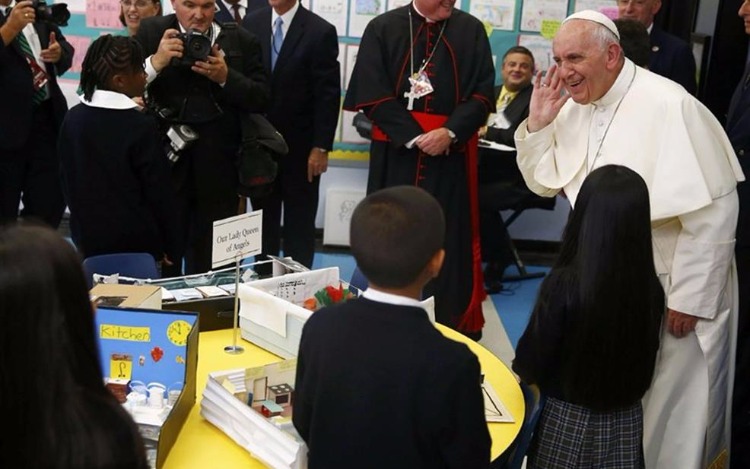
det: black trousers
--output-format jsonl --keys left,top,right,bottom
{"left": 250, "top": 153, "right": 320, "bottom": 270}
{"left": 0, "top": 100, "right": 65, "bottom": 228}
{"left": 166, "top": 136, "right": 241, "bottom": 276}
{"left": 477, "top": 148, "right": 533, "bottom": 270}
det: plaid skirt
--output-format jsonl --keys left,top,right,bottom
{"left": 527, "top": 397, "right": 645, "bottom": 469}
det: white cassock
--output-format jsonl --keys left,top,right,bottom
{"left": 515, "top": 59, "right": 745, "bottom": 469}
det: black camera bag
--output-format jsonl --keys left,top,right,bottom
{"left": 236, "top": 113, "right": 288, "bottom": 197}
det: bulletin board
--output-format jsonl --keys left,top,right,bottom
{"left": 318, "top": 0, "right": 620, "bottom": 163}
{"left": 50, "top": 0, "right": 621, "bottom": 163}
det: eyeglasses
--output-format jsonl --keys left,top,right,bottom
{"left": 617, "top": 0, "right": 650, "bottom": 6}
{"left": 120, "top": 0, "right": 154, "bottom": 8}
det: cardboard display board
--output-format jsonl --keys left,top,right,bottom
{"left": 95, "top": 306, "right": 199, "bottom": 469}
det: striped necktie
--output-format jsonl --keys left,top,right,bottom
{"left": 16, "top": 30, "right": 47, "bottom": 105}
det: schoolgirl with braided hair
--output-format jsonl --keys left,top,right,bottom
{"left": 78, "top": 34, "right": 147, "bottom": 101}
{"left": 58, "top": 34, "right": 183, "bottom": 270}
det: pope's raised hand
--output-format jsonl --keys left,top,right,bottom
{"left": 527, "top": 64, "right": 569, "bottom": 133}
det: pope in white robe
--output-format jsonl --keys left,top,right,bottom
{"left": 515, "top": 11, "right": 745, "bottom": 469}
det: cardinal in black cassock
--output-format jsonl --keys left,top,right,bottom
{"left": 343, "top": 0, "right": 496, "bottom": 337}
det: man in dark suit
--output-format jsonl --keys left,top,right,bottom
{"left": 0, "top": 0, "right": 73, "bottom": 227}
{"left": 478, "top": 46, "right": 535, "bottom": 293}
{"left": 214, "top": 0, "right": 265, "bottom": 23}
{"left": 242, "top": 0, "right": 339, "bottom": 269}
{"left": 135, "top": 0, "right": 269, "bottom": 274}
{"left": 727, "top": 3, "right": 750, "bottom": 467}
{"left": 618, "top": 0, "right": 697, "bottom": 94}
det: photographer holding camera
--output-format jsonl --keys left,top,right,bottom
{"left": 135, "top": 0, "right": 269, "bottom": 275}
{"left": 0, "top": 0, "right": 73, "bottom": 228}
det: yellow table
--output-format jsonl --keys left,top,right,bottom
{"left": 163, "top": 326, "right": 524, "bottom": 467}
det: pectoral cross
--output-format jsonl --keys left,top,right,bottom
{"left": 404, "top": 89, "right": 418, "bottom": 111}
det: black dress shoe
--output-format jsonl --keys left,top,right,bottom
{"left": 483, "top": 261, "right": 508, "bottom": 294}
{"left": 485, "top": 279, "right": 504, "bottom": 294}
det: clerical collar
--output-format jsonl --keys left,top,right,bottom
{"left": 593, "top": 59, "right": 636, "bottom": 108}
{"left": 80, "top": 90, "right": 140, "bottom": 110}
{"left": 412, "top": 1, "right": 435, "bottom": 23}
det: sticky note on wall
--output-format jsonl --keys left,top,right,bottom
{"left": 66, "top": 35, "right": 92, "bottom": 73}
{"left": 86, "top": 0, "right": 122, "bottom": 29}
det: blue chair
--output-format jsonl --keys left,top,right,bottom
{"left": 82, "top": 252, "right": 159, "bottom": 288}
{"left": 492, "top": 382, "right": 546, "bottom": 469}
{"left": 349, "top": 266, "right": 369, "bottom": 294}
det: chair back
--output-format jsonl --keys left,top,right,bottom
{"left": 82, "top": 252, "right": 159, "bottom": 288}
{"left": 349, "top": 266, "right": 369, "bottom": 294}
{"left": 494, "top": 382, "right": 546, "bottom": 469}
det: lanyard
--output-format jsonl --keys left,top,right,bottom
{"left": 408, "top": 7, "right": 446, "bottom": 79}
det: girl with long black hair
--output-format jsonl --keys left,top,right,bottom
{"left": 513, "top": 164, "right": 664, "bottom": 468}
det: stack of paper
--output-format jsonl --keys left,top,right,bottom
{"left": 201, "top": 362, "right": 306, "bottom": 469}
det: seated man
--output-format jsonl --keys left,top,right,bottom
{"left": 293, "top": 185, "right": 491, "bottom": 469}
{"left": 478, "top": 46, "right": 538, "bottom": 293}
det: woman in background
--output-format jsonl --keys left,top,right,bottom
{"left": 0, "top": 224, "right": 148, "bottom": 468}
{"left": 120, "top": 0, "right": 161, "bottom": 36}
{"left": 513, "top": 165, "right": 664, "bottom": 468}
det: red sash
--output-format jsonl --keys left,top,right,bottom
{"left": 370, "top": 111, "right": 486, "bottom": 334}
{"left": 370, "top": 111, "right": 449, "bottom": 141}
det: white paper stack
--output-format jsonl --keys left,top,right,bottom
{"left": 201, "top": 367, "right": 307, "bottom": 469}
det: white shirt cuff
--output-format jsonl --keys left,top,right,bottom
{"left": 405, "top": 135, "right": 421, "bottom": 149}
{"left": 145, "top": 55, "right": 159, "bottom": 84}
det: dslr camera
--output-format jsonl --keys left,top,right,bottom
{"left": 170, "top": 29, "right": 212, "bottom": 67}
{"left": 31, "top": 0, "right": 71, "bottom": 27}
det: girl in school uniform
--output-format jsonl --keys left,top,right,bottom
{"left": 513, "top": 164, "right": 664, "bottom": 468}
{"left": 58, "top": 34, "right": 182, "bottom": 272}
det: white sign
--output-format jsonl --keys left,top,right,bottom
{"left": 211, "top": 211, "right": 263, "bottom": 268}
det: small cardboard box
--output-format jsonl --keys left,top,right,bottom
{"left": 95, "top": 306, "right": 198, "bottom": 469}
{"left": 91, "top": 283, "right": 162, "bottom": 310}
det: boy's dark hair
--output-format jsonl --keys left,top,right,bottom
{"left": 350, "top": 186, "right": 445, "bottom": 288}
{"left": 80, "top": 34, "right": 145, "bottom": 101}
